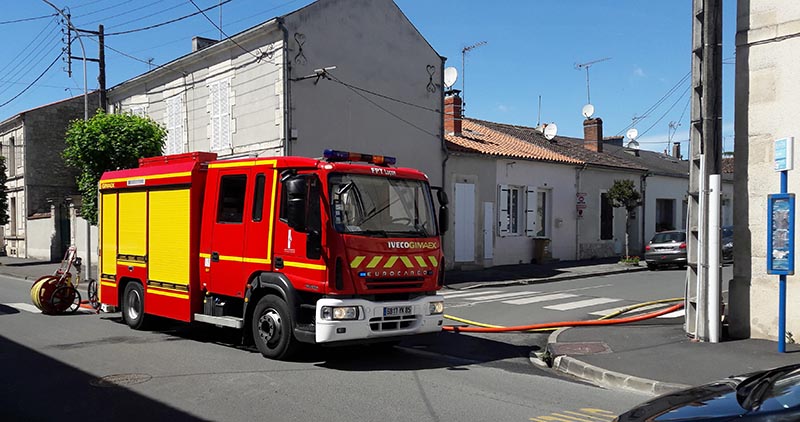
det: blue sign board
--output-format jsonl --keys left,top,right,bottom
{"left": 767, "top": 193, "right": 795, "bottom": 275}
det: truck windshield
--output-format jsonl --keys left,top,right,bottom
{"left": 329, "top": 173, "right": 436, "bottom": 237}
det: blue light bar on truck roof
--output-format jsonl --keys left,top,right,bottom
{"left": 323, "top": 149, "right": 396, "bottom": 166}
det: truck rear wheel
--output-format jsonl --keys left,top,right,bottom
{"left": 123, "top": 282, "right": 149, "bottom": 330}
{"left": 251, "top": 295, "right": 297, "bottom": 360}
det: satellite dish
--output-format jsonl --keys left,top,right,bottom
{"left": 444, "top": 67, "right": 458, "bottom": 89}
{"left": 626, "top": 128, "right": 639, "bottom": 140}
{"left": 543, "top": 123, "right": 558, "bottom": 141}
{"left": 627, "top": 139, "right": 640, "bottom": 150}
{"left": 582, "top": 104, "right": 595, "bottom": 119}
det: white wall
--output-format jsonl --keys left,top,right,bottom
{"left": 644, "top": 175, "right": 688, "bottom": 244}
{"left": 494, "top": 159, "right": 577, "bottom": 265}
{"left": 577, "top": 168, "right": 642, "bottom": 259}
{"left": 287, "top": 0, "right": 444, "bottom": 185}
{"left": 732, "top": 0, "right": 800, "bottom": 340}
{"left": 27, "top": 216, "right": 55, "bottom": 260}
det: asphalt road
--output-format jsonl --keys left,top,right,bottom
{"left": 0, "top": 271, "right": 686, "bottom": 422}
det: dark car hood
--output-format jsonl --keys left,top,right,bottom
{"left": 617, "top": 380, "right": 744, "bottom": 421}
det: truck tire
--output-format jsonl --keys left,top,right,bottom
{"left": 251, "top": 295, "right": 297, "bottom": 360}
{"left": 123, "top": 282, "right": 149, "bottom": 330}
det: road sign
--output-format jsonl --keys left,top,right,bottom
{"left": 774, "top": 137, "right": 794, "bottom": 172}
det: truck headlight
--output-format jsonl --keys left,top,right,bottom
{"left": 321, "top": 306, "right": 360, "bottom": 320}
{"left": 428, "top": 301, "right": 444, "bottom": 315}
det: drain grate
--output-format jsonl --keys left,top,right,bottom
{"left": 90, "top": 373, "right": 152, "bottom": 388}
{"left": 548, "top": 342, "right": 612, "bottom": 356}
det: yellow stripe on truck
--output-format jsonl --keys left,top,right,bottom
{"left": 350, "top": 256, "right": 365, "bottom": 268}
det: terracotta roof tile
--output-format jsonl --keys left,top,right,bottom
{"left": 445, "top": 120, "right": 582, "bottom": 165}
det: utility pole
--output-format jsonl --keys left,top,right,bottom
{"left": 686, "top": 0, "right": 723, "bottom": 342}
{"left": 98, "top": 24, "right": 106, "bottom": 110}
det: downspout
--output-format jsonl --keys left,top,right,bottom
{"left": 575, "top": 164, "right": 587, "bottom": 260}
{"left": 640, "top": 172, "right": 648, "bottom": 256}
{"left": 278, "top": 18, "right": 292, "bottom": 156}
{"left": 439, "top": 55, "right": 450, "bottom": 260}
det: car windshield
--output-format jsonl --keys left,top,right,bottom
{"left": 651, "top": 232, "right": 686, "bottom": 243}
{"left": 329, "top": 173, "right": 436, "bottom": 237}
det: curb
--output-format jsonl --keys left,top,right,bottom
{"left": 546, "top": 327, "right": 690, "bottom": 396}
{"left": 448, "top": 266, "right": 648, "bottom": 290}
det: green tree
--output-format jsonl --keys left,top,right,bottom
{"left": 607, "top": 179, "right": 642, "bottom": 259}
{"left": 63, "top": 111, "right": 166, "bottom": 225}
{"left": 0, "top": 156, "right": 8, "bottom": 226}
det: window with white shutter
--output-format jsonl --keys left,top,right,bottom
{"left": 498, "top": 185, "right": 523, "bottom": 236}
{"left": 525, "top": 187, "right": 537, "bottom": 237}
{"left": 209, "top": 79, "right": 232, "bottom": 151}
{"left": 165, "top": 95, "right": 185, "bottom": 155}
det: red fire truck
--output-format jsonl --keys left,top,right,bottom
{"left": 97, "top": 150, "right": 448, "bottom": 359}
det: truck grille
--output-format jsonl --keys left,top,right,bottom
{"left": 365, "top": 277, "right": 424, "bottom": 290}
{"left": 369, "top": 315, "right": 419, "bottom": 331}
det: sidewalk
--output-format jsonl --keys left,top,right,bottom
{"left": 0, "top": 256, "right": 97, "bottom": 282}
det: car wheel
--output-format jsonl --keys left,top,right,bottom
{"left": 123, "top": 282, "right": 149, "bottom": 330}
{"left": 251, "top": 295, "right": 298, "bottom": 360}
{"left": 647, "top": 263, "right": 657, "bottom": 271}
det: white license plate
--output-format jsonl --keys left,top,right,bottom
{"left": 384, "top": 306, "right": 412, "bottom": 316}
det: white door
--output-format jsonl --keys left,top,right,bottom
{"left": 455, "top": 183, "right": 475, "bottom": 262}
{"left": 483, "top": 202, "right": 493, "bottom": 259}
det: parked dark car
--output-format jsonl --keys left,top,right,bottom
{"left": 644, "top": 231, "right": 687, "bottom": 270}
{"left": 722, "top": 225, "right": 734, "bottom": 262}
{"left": 615, "top": 363, "right": 800, "bottom": 421}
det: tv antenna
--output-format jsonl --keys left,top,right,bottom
{"left": 461, "top": 41, "right": 487, "bottom": 111}
{"left": 575, "top": 57, "right": 611, "bottom": 104}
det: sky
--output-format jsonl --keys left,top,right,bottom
{"left": 0, "top": 0, "right": 737, "bottom": 155}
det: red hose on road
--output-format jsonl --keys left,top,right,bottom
{"left": 443, "top": 302, "right": 684, "bottom": 333}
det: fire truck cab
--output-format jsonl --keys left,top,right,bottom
{"left": 98, "top": 150, "right": 448, "bottom": 359}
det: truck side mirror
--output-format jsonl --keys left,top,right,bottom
{"left": 439, "top": 205, "right": 449, "bottom": 235}
{"left": 432, "top": 187, "right": 449, "bottom": 234}
{"left": 284, "top": 176, "right": 307, "bottom": 232}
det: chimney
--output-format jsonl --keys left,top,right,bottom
{"left": 672, "top": 142, "right": 682, "bottom": 159}
{"left": 192, "top": 36, "right": 218, "bottom": 52}
{"left": 583, "top": 117, "right": 603, "bottom": 152}
{"left": 444, "top": 92, "right": 463, "bottom": 136}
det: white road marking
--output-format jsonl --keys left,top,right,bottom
{"left": 543, "top": 297, "right": 622, "bottom": 311}
{"left": 502, "top": 293, "right": 578, "bottom": 305}
{"left": 657, "top": 309, "right": 685, "bottom": 318}
{"left": 464, "top": 291, "right": 540, "bottom": 301}
{"left": 440, "top": 290, "right": 502, "bottom": 299}
{"left": 7, "top": 303, "right": 41, "bottom": 313}
{"left": 588, "top": 303, "right": 667, "bottom": 317}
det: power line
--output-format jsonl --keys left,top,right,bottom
{"left": 326, "top": 74, "right": 440, "bottom": 113}
{"left": 187, "top": 0, "right": 265, "bottom": 62}
{"left": 637, "top": 86, "right": 692, "bottom": 139}
{"left": 0, "top": 50, "right": 65, "bottom": 109}
{"left": 0, "top": 13, "right": 57, "bottom": 25}
{"left": 615, "top": 71, "right": 691, "bottom": 136}
{"left": 106, "top": 0, "right": 234, "bottom": 36}
{"left": 83, "top": 0, "right": 184, "bottom": 28}
{"left": 75, "top": 0, "right": 134, "bottom": 20}
{"left": 0, "top": 24, "right": 62, "bottom": 99}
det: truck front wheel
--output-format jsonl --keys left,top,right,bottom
{"left": 251, "top": 295, "right": 297, "bottom": 360}
{"left": 122, "top": 282, "right": 149, "bottom": 330}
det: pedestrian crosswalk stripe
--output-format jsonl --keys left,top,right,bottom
{"left": 7, "top": 303, "right": 41, "bottom": 313}
{"left": 503, "top": 293, "right": 577, "bottom": 305}
{"left": 544, "top": 297, "right": 622, "bottom": 311}
{"left": 588, "top": 303, "right": 666, "bottom": 317}
{"left": 465, "top": 291, "right": 540, "bottom": 301}
{"left": 440, "top": 290, "right": 502, "bottom": 299}
{"left": 657, "top": 309, "right": 685, "bottom": 318}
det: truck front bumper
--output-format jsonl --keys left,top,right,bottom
{"left": 315, "top": 295, "right": 444, "bottom": 344}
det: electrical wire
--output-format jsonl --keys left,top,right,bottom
{"left": 93, "top": 0, "right": 186, "bottom": 28}
{"left": 187, "top": 0, "right": 265, "bottom": 62}
{"left": 106, "top": 0, "right": 234, "bottom": 36}
{"left": 0, "top": 50, "right": 65, "bottom": 109}
{"left": 0, "top": 18, "right": 59, "bottom": 78}
{"left": 637, "top": 85, "right": 691, "bottom": 140}
{"left": 615, "top": 72, "right": 691, "bottom": 136}
{"left": 0, "top": 13, "right": 57, "bottom": 25}
{"left": 0, "top": 24, "right": 62, "bottom": 99}
{"left": 73, "top": 0, "right": 134, "bottom": 20}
